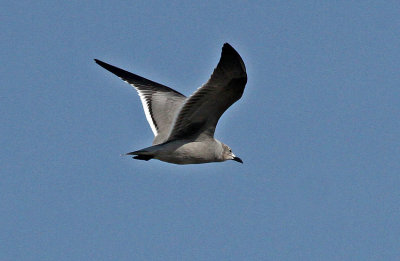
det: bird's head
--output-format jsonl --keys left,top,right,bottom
{"left": 222, "top": 144, "right": 243, "bottom": 164}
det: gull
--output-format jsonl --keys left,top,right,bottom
{"left": 94, "top": 43, "right": 247, "bottom": 164}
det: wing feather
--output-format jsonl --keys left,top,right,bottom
{"left": 94, "top": 59, "right": 186, "bottom": 144}
{"left": 167, "top": 43, "right": 247, "bottom": 141}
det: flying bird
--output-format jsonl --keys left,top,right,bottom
{"left": 94, "top": 43, "right": 247, "bottom": 164}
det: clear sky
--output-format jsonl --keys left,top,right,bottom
{"left": 2, "top": 1, "right": 400, "bottom": 260}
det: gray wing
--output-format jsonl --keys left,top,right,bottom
{"left": 94, "top": 59, "right": 187, "bottom": 145}
{"left": 166, "top": 43, "right": 247, "bottom": 142}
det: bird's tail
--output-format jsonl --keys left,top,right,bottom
{"left": 126, "top": 147, "right": 156, "bottom": 161}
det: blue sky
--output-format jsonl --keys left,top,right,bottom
{"left": 2, "top": 1, "right": 400, "bottom": 260}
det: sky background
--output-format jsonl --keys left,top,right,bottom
{"left": 2, "top": 1, "right": 400, "bottom": 260}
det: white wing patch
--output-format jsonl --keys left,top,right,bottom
{"left": 133, "top": 86, "right": 158, "bottom": 136}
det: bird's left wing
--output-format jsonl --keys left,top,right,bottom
{"left": 95, "top": 59, "right": 186, "bottom": 145}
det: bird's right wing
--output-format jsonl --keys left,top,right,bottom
{"left": 166, "top": 43, "right": 247, "bottom": 142}
{"left": 94, "top": 59, "right": 187, "bottom": 145}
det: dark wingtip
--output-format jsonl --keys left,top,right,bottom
{"left": 222, "top": 43, "right": 236, "bottom": 54}
{"left": 220, "top": 42, "right": 247, "bottom": 75}
{"left": 223, "top": 42, "right": 233, "bottom": 48}
{"left": 93, "top": 59, "right": 128, "bottom": 78}
{"left": 94, "top": 59, "right": 108, "bottom": 68}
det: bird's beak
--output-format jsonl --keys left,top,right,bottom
{"left": 232, "top": 156, "right": 243, "bottom": 164}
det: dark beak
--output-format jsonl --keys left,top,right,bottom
{"left": 232, "top": 156, "right": 243, "bottom": 164}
